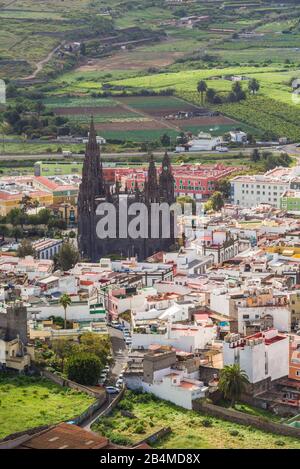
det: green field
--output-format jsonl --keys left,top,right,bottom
{"left": 0, "top": 374, "right": 95, "bottom": 439}
{"left": 92, "top": 391, "right": 300, "bottom": 449}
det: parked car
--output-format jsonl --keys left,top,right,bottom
{"left": 105, "top": 386, "right": 119, "bottom": 394}
{"left": 116, "top": 378, "right": 123, "bottom": 388}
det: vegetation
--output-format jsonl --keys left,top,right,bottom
{"left": 59, "top": 293, "right": 72, "bottom": 330}
{"left": 0, "top": 373, "right": 94, "bottom": 439}
{"left": 219, "top": 365, "right": 250, "bottom": 407}
{"left": 204, "top": 191, "right": 224, "bottom": 213}
{"left": 92, "top": 390, "right": 300, "bottom": 449}
{"left": 35, "top": 332, "right": 111, "bottom": 378}
{"left": 66, "top": 352, "right": 102, "bottom": 386}
{"left": 56, "top": 241, "right": 79, "bottom": 271}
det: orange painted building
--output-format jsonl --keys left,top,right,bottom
{"left": 289, "top": 338, "right": 300, "bottom": 381}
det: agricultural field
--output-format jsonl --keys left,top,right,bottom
{"left": 0, "top": 373, "right": 95, "bottom": 439}
{"left": 92, "top": 391, "right": 300, "bottom": 449}
{"left": 44, "top": 93, "right": 246, "bottom": 142}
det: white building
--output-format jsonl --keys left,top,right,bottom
{"left": 231, "top": 168, "right": 291, "bottom": 208}
{"left": 32, "top": 238, "right": 63, "bottom": 260}
{"left": 238, "top": 305, "right": 291, "bottom": 333}
{"left": 143, "top": 370, "right": 208, "bottom": 410}
{"left": 223, "top": 329, "right": 289, "bottom": 384}
{"left": 176, "top": 132, "right": 222, "bottom": 152}
{"left": 229, "top": 130, "right": 247, "bottom": 143}
{"left": 132, "top": 321, "right": 217, "bottom": 352}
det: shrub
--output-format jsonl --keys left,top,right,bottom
{"left": 229, "top": 430, "right": 239, "bottom": 436}
{"left": 275, "top": 440, "right": 285, "bottom": 447}
{"left": 118, "top": 399, "right": 134, "bottom": 411}
{"left": 202, "top": 419, "right": 213, "bottom": 428}
{"left": 110, "top": 435, "right": 133, "bottom": 446}
{"left": 134, "top": 422, "right": 147, "bottom": 434}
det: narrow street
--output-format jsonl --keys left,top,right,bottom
{"left": 80, "top": 326, "right": 128, "bottom": 431}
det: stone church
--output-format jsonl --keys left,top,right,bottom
{"left": 78, "top": 118, "right": 177, "bottom": 261}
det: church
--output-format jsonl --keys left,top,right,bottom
{"left": 77, "top": 118, "right": 177, "bottom": 262}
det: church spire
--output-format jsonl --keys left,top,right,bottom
{"left": 159, "top": 151, "right": 175, "bottom": 204}
{"left": 86, "top": 115, "right": 98, "bottom": 154}
{"left": 77, "top": 116, "right": 106, "bottom": 261}
{"left": 145, "top": 153, "right": 159, "bottom": 203}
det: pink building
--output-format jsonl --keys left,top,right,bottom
{"left": 118, "top": 164, "right": 240, "bottom": 199}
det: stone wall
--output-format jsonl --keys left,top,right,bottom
{"left": 41, "top": 370, "right": 105, "bottom": 399}
{"left": 193, "top": 400, "right": 300, "bottom": 439}
{"left": 100, "top": 386, "right": 126, "bottom": 417}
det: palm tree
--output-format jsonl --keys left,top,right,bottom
{"left": 59, "top": 293, "right": 72, "bottom": 330}
{"left": 197, "top": 80, "right": 207, "bottom": 106}
{"left": 33, "top": 199, "right": 40, "bottom": 214}
{"left": 248, "top": 78, "right": 260, "bottom": 95}
{"left": 219, "top": 364, "right": 249, "bottom": 407}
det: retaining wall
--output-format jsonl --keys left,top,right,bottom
{"left": 193, "top": 400, "right": 300, "bottom": 439}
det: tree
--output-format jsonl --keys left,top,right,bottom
{"left": 66, "top": 352, "right": 102, "bottom": 385}
{"left": 32, "top": 199, "right": 40, "bottom": 214}
{"left": 52, "top": 338, "right": 74, "bottom": 372}
{"left": 59, "top": 293, "right": 72, "bottom": 330}
{"left": 0, "top": 224, "right": 8, "bottom": 241}
{"left": 160, "top": 133, "right": 171, "bottom": 147}
{"left": 57, "top": 242, "right": 79, "bottom": 271}
{"left": 206, "top": 88, "right": 216, "bottom": 104}
{"left": 79, "top": 332, "right": 111, "bottom": 367}
{"left": 219, "top": 364, "right": 249, "bottom": 407}
{"left": 197, "top": 80, "right": 207, "bottom": 106}
{"left": 11, "top": 226, "right": 23, "bottom": 242}
{"left": 229, "top": 82, "right": 246, "bottom": 102}
{"left": 215, "top": 179, "right": 231, "bottom": 199}
{"left": 248, "top": 78, "right": 260, "bottom": 95}
{"left": 250, "top": 148, "right": 261, "bottom": 162}
{"left": 210, "top": 191, "right": 224, "bottom": 211}
{"left": 35, "top": 101, "right": 45, "bottom": 119}
{"left": 80, "top": 42, "right": 86, "bottom": 56}
{"left": 17, "top": 239, "right": 35, "bottom": 258}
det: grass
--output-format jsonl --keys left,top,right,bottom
{"left": 0, "top": 373, "right": 95, "bottom": 439}
{"left": 91, "top": 391, "right": 300, "bottom": 449}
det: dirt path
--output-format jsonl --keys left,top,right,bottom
{"left": 22, "top": 41, "right": 65, "bottom": 80}
{"left": 0, "top": 0, "right": 18, "bottom": 9}
{"left": 116, "top": 99, "right": 181, "bottom": 132}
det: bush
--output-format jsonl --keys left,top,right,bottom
{"left": 110, "top": 435, "right": 133, "bottom": 446}
{"left": 134, "top": 422, "right": 146, "bottom": 434}
{"left": 118, "top": 399, "right": 134, "bottom": 411}
{"left": 229, "top": 430, "right": 239, "bottom": 436}
{"left": 202, "top": 419, "right": 213, "bottom": 428}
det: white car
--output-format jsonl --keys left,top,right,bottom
{"left": 216, "top": 146, "right": 228, "bottom": 152}
{"left": 116, "top": 378, "right": 123, "bottom": 388}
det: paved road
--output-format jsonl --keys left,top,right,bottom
{"left": 0, "top": 146, "right": 292, "bottom": 162}
{"left": 108, "top": 326, "right": 128, "bottom": 384}
{"left": 80, "top": 326, "right": 128, "bottom": 431}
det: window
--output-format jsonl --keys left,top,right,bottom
{"left": 297, "top": 371, "right": 300, "bottom": 377}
